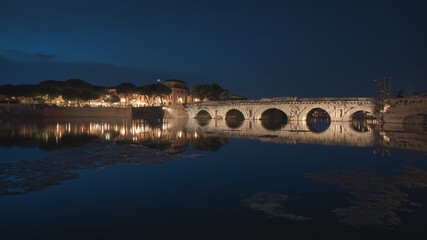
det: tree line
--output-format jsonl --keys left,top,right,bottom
{"left": 114, "top": 82, "right": 228, "bottom": 103}
{"left": 189, "top": 83, "right": 226, "bottom": 101}
{"left": 0, "top": 79, "right": 108, "bottom": 104}
{"left": 0, "top": 79, "right": 228, "bottom": 105}
{"left": 0, "top": 79, "right": 173, "bottom": 106}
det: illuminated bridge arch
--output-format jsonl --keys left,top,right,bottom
{"left": 345, "top": 107, "right": 377, "bottom": 122}
{"left": 194, "top": 110, "right": 213, "bottom": 119}
{"left": 259, "top": 108, "right": 288, "bottom": 130}
{"left": 225, "top": 109, "right": 245, "bottom": 120}
{"left": 305, "top": 107, "right": 331, "bottom": 133}
{"left": 306, "top": 108, "right": 331, "bottom": 120}
{"left": 260, "top": 108, "right": 288, "bottom": 121}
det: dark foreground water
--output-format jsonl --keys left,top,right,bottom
{"left": 1, "top": 117, "right": 427, "bottom": 239}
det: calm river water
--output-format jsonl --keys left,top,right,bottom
{"left": 1, "top": 117, "right": 427, "bottom": 239}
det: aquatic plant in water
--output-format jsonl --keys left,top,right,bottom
{"left": 243, "top": 191, "right": 310, "bottom": 221}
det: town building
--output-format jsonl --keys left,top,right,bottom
{"left": 163, "top": 79, "right": 190, "bottom": 105}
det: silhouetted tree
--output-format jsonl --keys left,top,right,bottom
{"left": 116, "top": 83, "right": 137, "bottom": 106}
{"left": 116, "top": 83, "right": 137, "bottom": 94}
{"left": 139, "top": 83, "right": 171, "bottom": 106}
{"left": 64, "top": 79, "right": 93, "bottom": 91}
{"left": 40, "top": 79, "right": 106, "bottom": 97}
{"left": 14, "top": 85, "right": 38, "bottom": 97}
{"left": 105, "top": 94, "right": 120, "bottom": 104}
{"left": 80, "top": 90, "right": 100, "bottom": 104}
{"left": 190, "top": 83, "right": 225, "bottom": 101}
{"left": 39, "top": 80, "right": 66, "bottom": 91}
{"left": 138, "top": 85, "right": 156, "bottom": 105}
{"left": 153, "top": 83, "right": 171, "bottom": 105}
{"left": 39, "top": 86, "right": 61, "bottom": 104}
{"left": 61, "top": 88, "right": 80, "bottom": 106}
{"left": 9, "top": 84, "right": 41, "bottom": 103}
{"left": 0, "top": 84, "right": 16, "bottom": 98}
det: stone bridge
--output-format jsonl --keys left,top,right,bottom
{"left": 185, "top": 97, "right": 376, "bottom": 122}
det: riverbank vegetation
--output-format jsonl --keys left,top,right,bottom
{"left": 0, "top": 79, "right": 231, "bottom": 107}
{"left": 0, "top": 79, "right": 173, "bottom": 106}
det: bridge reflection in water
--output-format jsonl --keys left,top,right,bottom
{"left": 0, "top": 117, "right": 425, "bottom": 154}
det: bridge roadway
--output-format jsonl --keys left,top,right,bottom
{"left": 185, "top": 97, "right": 376, "bottom": 122}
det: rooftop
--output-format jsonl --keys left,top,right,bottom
{"left": 164, "top": 79, "right": 187, "bottom": 84}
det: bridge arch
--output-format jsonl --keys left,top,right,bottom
{"left": 195, "top": 110, "right": 213, "bottom": 119}
{"left": 225, "top": 109, "right": 245, "bottom": 120}
{"left": 350, "top": 110, "right": 377, "bottom": 132}
{"left": 306, "top": 108, "right": 331, "bottom": 120}
{"left": 306, "top": 108, "right": 331, "bottom": 133}
{"left": 351, "top": 110, "right": 376, "bottom": 120}
{"left": 225, "top": 109, "right": 245, "bottom": 129}
{"left": 344, "top": 107, "right": 376, "bottom": 122}
{"left": 298, "top": 106, "right": 332, "bottom": 122}
{"left": 260, "top": 108, "right": 288, "bottom": 120}
{"left": 259, "top": 108, "right": 288, "bottom": 130}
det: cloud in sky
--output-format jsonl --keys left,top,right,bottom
{"left": 0, "top": 49, "right": 56, "bottom": 61}
{"left": 34, "top": 52, "right": 55, "bottom": 60}
{"left": 0, "top": 49, "right": 206, "bottom": 88}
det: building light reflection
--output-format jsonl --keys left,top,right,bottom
{"left": 120, "top": 127, "right": 126, "bottom": 136}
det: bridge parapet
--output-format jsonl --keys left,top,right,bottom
{"left": 187, "top": 97, "right": 374, "bottom": 106}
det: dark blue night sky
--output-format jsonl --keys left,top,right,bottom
{"left": 1, "top": 0, "right": 426, "bottom": 98}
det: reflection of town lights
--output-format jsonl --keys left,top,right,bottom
{"left": 383, "top": 105, "right": 390, "bottom": 112}
{"left": 157, "top": 130, "right": 161, "bottom": 138}
{"left": 106, "top": 133, "right": 111, "bottom": 141}
{"left": 120, "top": 127, "right": 126, "bottom": 136}
{"left": 178, "top": 131, "right": 183, "bottom": 138}
{"left": 383, "top": 135, "right": 390, "bottom": 142}
{"left": 194, "top": 132, "right": 198, "bottom": 138}
{"left": 132, "top": 136, "right": 138, "bottom": 142}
